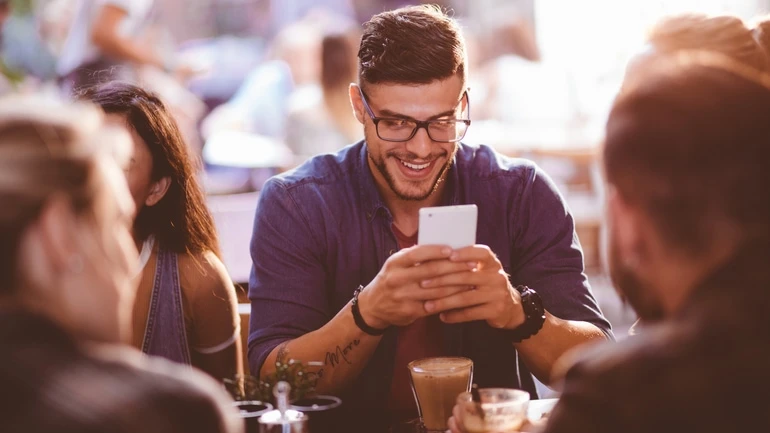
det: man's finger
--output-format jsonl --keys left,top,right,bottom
{"left": 419, "top": 269, "right": 486, "bottom": 288}
{"left": 439, "top": 304, "right": 497, "bottom": 324}
{"left": 448, "top": 415, "right": 464, "bottom": 433}
{"left": 409, "top": 285, "right": 472, "bottom": 302}
{"left": 424, "top": 288, "right": 493, "bottom": 314}
{"left": 405, "top": 259, "right": 475, "bottom": 281}
{"left": 448, "top": 245, "right": 499, "bottom": 267}
{"left": 390, "top": 244, "right": 453, "bottom": 267}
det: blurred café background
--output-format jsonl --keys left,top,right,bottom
{"left": 2, "top": 0, "right": 768, "bottom": 378}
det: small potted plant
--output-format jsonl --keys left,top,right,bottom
{"left": 224, "top": 374, "right": 273, "bottom": 433}
{"left": 224, "top": 359, "right": 341, "bottom": 432}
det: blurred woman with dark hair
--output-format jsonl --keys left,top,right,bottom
{"left": 81, "top": 82, "right": 242, "bottom": 381}
{"left": 0, "top": 96, "right": 241, "bottom": 433}
{"left": 285, "top": 28, "right": 362, "bottom": 161}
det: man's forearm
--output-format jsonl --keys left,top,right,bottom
{"left": 259, "top": 300, "right": 382, "bottom": 395}
{"left": 92, "top": 32, "right": 162, "bottom": 69}
{"left": 515, "top": 312, "right": 607, "bottom": 385}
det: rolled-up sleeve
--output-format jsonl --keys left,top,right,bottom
{"left": 247, "top": 179, "right": 331, "bottom": 375}
{"left": 509, "top": 164, "right": 613, "bottom": 339}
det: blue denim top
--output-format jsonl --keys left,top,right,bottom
{"left": 141, "top": 246, "right": 192, "bottom": 366}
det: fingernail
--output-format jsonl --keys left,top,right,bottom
{"left": 439, "top": 313, "right": 447, "bottom": 321}
{"left": 442, "top": 247, "right": 452, "bottom": 255}
{"left": 450, "top": 253, "right": 459, "bottom": 260}
{"left": 424, "top": 301, "right": 435, "bottom": 312}
{"left": 421, "top": 279, "right": 431, "bottom": 287}
{"left": 467, "top": 261, "right": 477, "bottom": 268}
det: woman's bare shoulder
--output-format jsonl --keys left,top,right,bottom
{"left": 177, "top": 251, "right": 235, "bottom": 301}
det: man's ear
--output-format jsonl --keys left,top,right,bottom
{"left": 145, "top": 176, "right": 171, "bottom": 207}
{"left": 349, "top": 83, "right": 366, "bottom": 125}
{"left": 607, "top": 187, "right": 644, "bottom": 264}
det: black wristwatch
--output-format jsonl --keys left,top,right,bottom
{"left": 509, "top": 285, "right": 546, "bottom": 343}
{"left": 351, "top": 285, "right": 389, "bottom": 336}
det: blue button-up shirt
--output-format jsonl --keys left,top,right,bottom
{"left": 248, "top": 141, "right": 612, "bottom": 431}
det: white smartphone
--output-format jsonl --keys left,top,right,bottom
{"left": 418, "top": 204, "right": 478, "bottom": 249}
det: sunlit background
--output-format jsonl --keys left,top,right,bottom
{"left": 2, "top": 0, "right": 769, "bottom": 372}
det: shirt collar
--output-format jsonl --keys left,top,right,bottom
{"left": 356, "top": 141, "right": 389, "bottom": 222}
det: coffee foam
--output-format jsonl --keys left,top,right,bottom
{"left": 410, "top": 357, "right": 473, "bottom": 375}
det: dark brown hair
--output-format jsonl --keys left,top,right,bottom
{"left": 80, "top": 82, "right": 220, "bottom": 258}
{"left": 605, "top": 55, "right": 770, "bottom": 254}
{"left": 358, "top": 4, "right": 467, "bottom": 88}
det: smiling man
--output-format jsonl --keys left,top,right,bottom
{"left": 248, "top": 5, "right": 611, "bottom": 432}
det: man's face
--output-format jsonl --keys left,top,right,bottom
{"left": 606, "top": 190, "right": 666, "bottom": 322}
{"left": 353, "top": 75, "right": 467, "bottom": 202}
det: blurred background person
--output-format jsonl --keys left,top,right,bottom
{"left": 0, "top": 96, "right": 242, "bottom": 433}
{"left": 285, "top": 28, "right": 362, "bottom": 162}
{"left": 1, "top": 0, "right": 57, "bottom": 87}
{"left": 82, "top": 82, "right": 242, "bottom": 382}
{"left": 200, "top": 15, "right": 322, "bottom": 141}
{"left": 264, "top": 0, "right": 355, "bottom": 38}
{"left": 56, "top": 0, "right": 190, "bottom": 92}
{"left": 626, "top": 13, "right": 770, "bottom": 80}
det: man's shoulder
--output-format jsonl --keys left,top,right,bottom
{"left": 562, "top": 321, "right": 739, "bottom": 403}
{"left": 568, "top": 325, "right": 686, "bottom": 380}
{"left": 456, "top": 143, "right": 537, "bottom": 183}
{"left": 266, "top": 141, "right": 363, "bottom": 193}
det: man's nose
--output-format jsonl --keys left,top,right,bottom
{"left": 405, "top": 126, "right": 433, "bottom": 159}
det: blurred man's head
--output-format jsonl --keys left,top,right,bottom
{"left": 604, "top": 53, "right": 770, "bottom": 321}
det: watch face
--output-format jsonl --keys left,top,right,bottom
{"left": 522, "top": 289, "right": 545, "bottom": 316}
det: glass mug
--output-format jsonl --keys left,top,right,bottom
{"left": 408, "top": 357, "right": 474, "bottom": 432}
{"left": 456, "top": 388, "right": 530, "bottom": 433}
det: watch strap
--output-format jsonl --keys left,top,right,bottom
{"left": 509, "top": 285, "right": 546, "bottom": 343}
{"left": 351, "top": 285, "right": 389, "bottom": 336}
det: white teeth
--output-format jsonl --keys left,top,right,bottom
{"left": 401, "top": 160, "right": 430, "bottom": 170}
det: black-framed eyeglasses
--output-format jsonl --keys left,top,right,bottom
{"left": 358, "top": 88, "right": 471, "bottom": 143}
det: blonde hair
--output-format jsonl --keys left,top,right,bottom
{"left": 0, "top": 96, "right": 127, "bottom": 293}
{"left": 648, "top": 13, "right": 770, "bottom": 73}
{"left": 751, "top": 14, "right": 770, "bottom": 60}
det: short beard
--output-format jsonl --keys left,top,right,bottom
{"left": 608, "top": 236, "right": 666, "bottom": 322}
{"left": 368, "top": 145, "right": 458, "bottom": 202}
